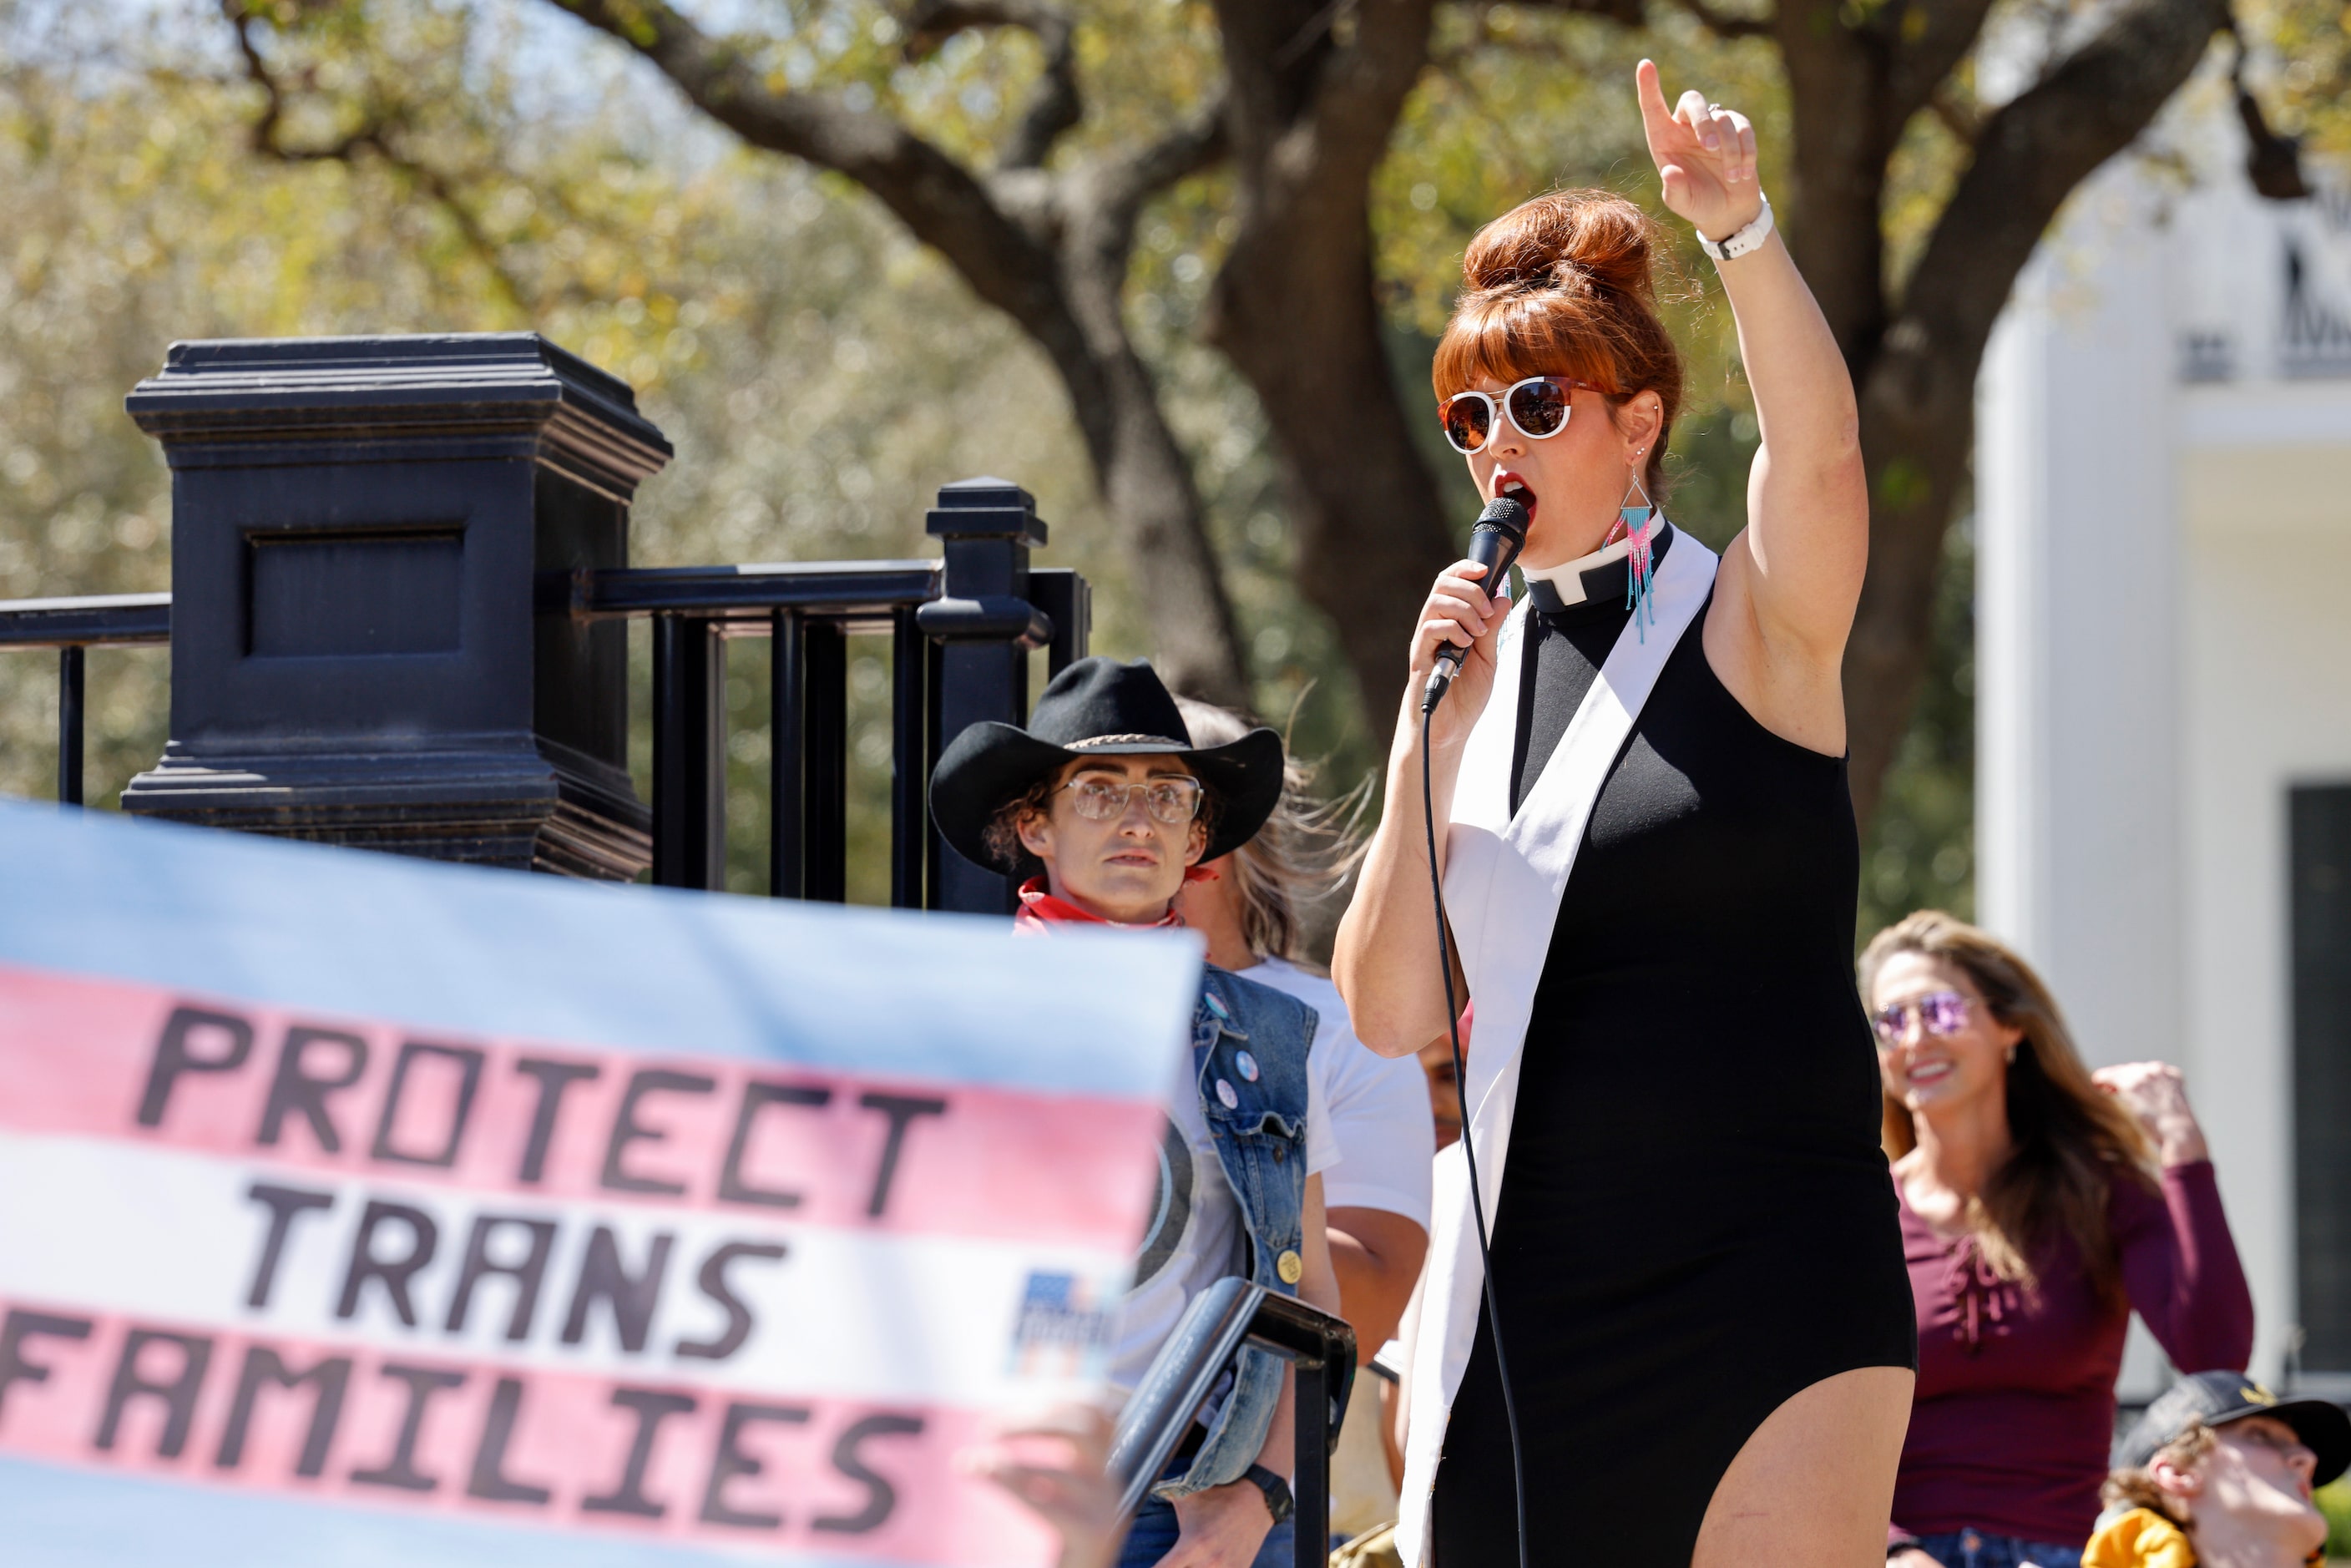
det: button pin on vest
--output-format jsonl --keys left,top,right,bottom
{"left": 1277, "top": 1251, "right": 1303, "bottom": 1285}
{"left": 1216, "top": 1079, "right": 1238, "bottom": 1109}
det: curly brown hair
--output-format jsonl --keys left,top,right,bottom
{"left": 980, "top": 771, "right": 1062, "bottom": 876}
{"left": 2101, "top": 1419, "right": 2215, "bottom": 1528}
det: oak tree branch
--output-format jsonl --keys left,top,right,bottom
{"left": 899, "top": 0, "right": 1081, "bottom": 170}
{"left": 224, "top": 1, "right": 533, "bottom": 312}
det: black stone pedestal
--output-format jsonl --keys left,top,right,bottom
{"left": 119, "top": 334, "right": 670, "bottom": 879}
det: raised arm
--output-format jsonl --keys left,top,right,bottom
{"left": 1636, "top": 60, "right": 1868, "bottom": 755}
{"left": 2101, "top": 1063, "right": 2255, "bottom": 1372}
{"left": 2114, "top": 1160, "right": 2255, "bottom": 1373}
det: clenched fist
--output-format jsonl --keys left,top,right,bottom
{"left": 2091, "top": 1061, "right": 2210, "bottom": 1167}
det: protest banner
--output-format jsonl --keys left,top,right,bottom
{"left": 0, "top": 799, "right": 1197, "bottom": 1568}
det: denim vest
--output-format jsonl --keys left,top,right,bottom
{"left": 1154, "top": 964, "right": 1320, "bottom": 1501}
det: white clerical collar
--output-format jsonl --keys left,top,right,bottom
{"left": 1516, "top": 513, "right": 1668, "bottom": 606}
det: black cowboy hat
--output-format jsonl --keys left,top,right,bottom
{"left": 929, "top": 657, "right": 1285, "bottom": 872}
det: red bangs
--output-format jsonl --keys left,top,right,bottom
{"left": 1432, "top": 190, "right": 1685, "bottom": 496}
{"left": 1431, "top": 292, "right": 1628, "bottom": 403}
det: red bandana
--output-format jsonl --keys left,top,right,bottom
{"left": 1013, "top": 875, "right": 1207, "bottom": 934}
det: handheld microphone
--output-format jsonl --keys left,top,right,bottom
{"left": 1422, "top": 495, "right": 1529, "bottom": 714}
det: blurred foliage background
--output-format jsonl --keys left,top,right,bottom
{"left": 3, "top": 0, "right": 2341, "bottom": 942}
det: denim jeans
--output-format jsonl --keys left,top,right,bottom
{"left": 1911, "top": 1528, "right": 2083, "bottom": 1568}
{"left": 1116, "top": 1491, "right": 1296, "bottom": 1568}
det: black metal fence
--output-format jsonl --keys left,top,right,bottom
{"left": 0, "top": 592, "right": 170, "bottom": 807}
{"left": 568, "top": 552, "right": 1089, "bottom": 904}
{"left": 0, "top": 336, "right": 1090, "bottom": 916}
{"left": 0, "top": 550, "right": 1087, "bottom": 913}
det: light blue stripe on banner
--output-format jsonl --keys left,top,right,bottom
{"left": 0, "top": 1455, "right": 935, "bottom": 1568}
{"left": 0, "top": 799, "right": 1199, "bottom": 1100}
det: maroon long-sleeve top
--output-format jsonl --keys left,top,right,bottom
{"left": 1890, "top": 1160, "right": 2254, "bottom": 1546}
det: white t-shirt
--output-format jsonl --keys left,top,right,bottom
{"left": 1110, "top": 996, "right": 1340, "bottom": 1392}
{"left": 1245, "top": 957, "right": 1436, "bottom": 1227}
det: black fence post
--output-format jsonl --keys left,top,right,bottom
{"left": 56, "top": 645, "right": 84, "bottom": 807}
{"left": 651, "top": 615, "right": 725, "bottom": 889}
{"left": 1029, "top": 567, "right": 1093, "bottom": 679}
{"left": 770, "top": 609, "right": 805, "bottom": 899}
{"left": 889, "top": 605, "right": 927, "bottom": 908}
{"left": 924, "top": 633, "right": 945, "bottom": 908}
{"left": 915, "top": 478, "right": 1053, "bottom": 916}
{"left": 1292, "top": 1357, "right": 1331, "bottom": 1568}
{"left": 116, "top": 335, "right": 669, "bottom": 878}
{"left": 801, "top": 620, "right": 848, "bottom": 903}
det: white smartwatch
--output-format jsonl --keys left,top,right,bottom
{"left": 1696, "top": 194, "right": 1774, "bottom": 262}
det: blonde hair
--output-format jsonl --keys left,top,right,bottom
{"left": 1858, "top": 911, "right": 2156, "bottom": 1297}
{"left": 2102, "top": 1419, "right": 2216, "bottom": 1527}
{"left": 1175, "top": 699, "right": 1367, "bottom": 964}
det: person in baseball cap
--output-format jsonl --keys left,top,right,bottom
{"left": 2085, "top": 1370, "right": 2349, "bottom": 1568}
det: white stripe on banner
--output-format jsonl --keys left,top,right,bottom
{"left": 0, "top": 1133, "right": 1131, "bottom": 1408}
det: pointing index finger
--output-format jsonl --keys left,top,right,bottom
{"left": 1634, "top": 59, "right": 1676, "bottom": 146}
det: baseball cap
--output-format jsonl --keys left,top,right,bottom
{"left": 2116, "top": 1370, "right": 2351, "bottom": 1486}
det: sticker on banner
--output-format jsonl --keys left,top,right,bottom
{"left": 1009, "top": 1270, "right": 1115, "bottom": 1379}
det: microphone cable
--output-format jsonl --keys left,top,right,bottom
{"left": 1418, "top": 695, "right": 1530, "bottom": 1568}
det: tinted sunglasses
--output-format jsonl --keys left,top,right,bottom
{"left": 1438, "top": 376, "right": 1611, "bottom": 455}
{"left": 1059, "top": 776, "right": 1203, "bottom": 825}
{"left": 1871, "top": 989, "right": 1972, "bottom": 1045}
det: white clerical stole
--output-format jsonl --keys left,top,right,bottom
{"left": 1396, "top": 519, "right": 1719, "bottom": 1566}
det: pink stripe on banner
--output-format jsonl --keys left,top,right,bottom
{"left": 0, "top": 964, "right": 1162, "bottom": 1250}
{"left": 0, "top": 1302, "right": 1055, "bottom": 1565}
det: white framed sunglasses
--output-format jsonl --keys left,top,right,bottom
{"left": 1438, "top": 375, "right": 1612, "bottom": 455}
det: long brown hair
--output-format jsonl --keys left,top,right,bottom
{"left": 1175, "top": 699, "right": 1366, "bottom": 965}
{"left": 1433, "top": 189, "right": 1686, "bottom": 502}
{"left": 1858, "top": 911, "right": 2156, "bottom": 1297}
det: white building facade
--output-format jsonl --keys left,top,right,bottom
{"left": 1977, "top": 107, "right": 2351, "bottom": 1397}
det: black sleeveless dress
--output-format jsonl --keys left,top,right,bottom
{"left": 1430, "top": 528, "right": 1915, "bottom": 1565}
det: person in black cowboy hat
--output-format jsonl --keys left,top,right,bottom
{"left": 2085, "top": 1370, "right": 2351, "bottom": 1568}
{"left": 932, "top": 657, "right": 1345, "bottom": 1568}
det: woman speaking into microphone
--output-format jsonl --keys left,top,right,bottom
{"left": 1333, "top": 63, "right": 1915, "bottom": 1568}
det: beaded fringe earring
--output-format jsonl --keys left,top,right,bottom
{"left": 1605, "top": 463, "right": 1658, "bottom": 641}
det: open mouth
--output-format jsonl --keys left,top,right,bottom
{"left": 1495, "top": 473, "right": 1538, "bottom": 521}
{"left": 1906, "top": 1057, "right": 1955, "bottom": 1089}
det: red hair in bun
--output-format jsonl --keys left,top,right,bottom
{"left": 1433, "top": 190, "right": 1684, "bottom": 498}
